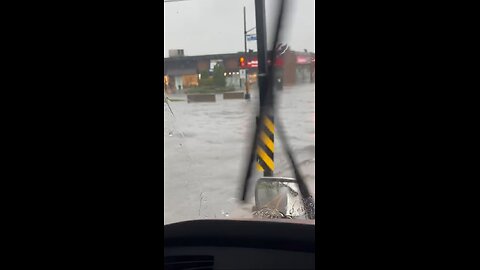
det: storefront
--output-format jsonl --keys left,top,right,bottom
{"left": 295, "top": 55, "right": 313, "bottom": 84}
{"left": 164, "top": 68, "right": 198, "bottom": 92}
{"left": 164, "top": 50, "right": 315, "bottom": 92}
{"left": 239, "top": 57, "right": 259, "bottom": 88}
{"left": 225, "top": 71, "right": 241, "bottom": 90}
{"left": 164, "top": 75, "right": 168, "bottom": 88}
{"left": 164, "top": 58, "right": 198, "bottom": 93}
{"left": 182, "top": 74, "right": 199, "bottom": 88}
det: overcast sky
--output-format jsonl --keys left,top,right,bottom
{"left": 164, "top": 0, "right": 315, "bottom": 57}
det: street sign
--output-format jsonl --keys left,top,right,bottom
{"left": 240, "top": 69, "right": 246, "bottom": 79}
{"left": 247, "top": 34, "right": 257, "bottom": 41}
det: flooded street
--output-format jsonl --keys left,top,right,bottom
{"left": 164, "top": 83, "right": 315, "bottom": 224}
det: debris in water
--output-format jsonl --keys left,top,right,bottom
{"left": 252, "top": 207, "right": 289, "bottom": 219}
{"left": 221, "top": 210, "right": 230, "bottom": 217}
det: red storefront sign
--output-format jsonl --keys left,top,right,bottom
{"left": 241, "top": 57, "right": 284, "bottom": 68}
{"left": 240, "top": 58, "right": 257, "bottom": 68}
{"left": 296, "top": 55, "right": 311, "bottom": 64}
{"left": 247, "top": 59, "right": 258, "bottom": 68}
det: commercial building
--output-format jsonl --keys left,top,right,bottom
{"left": 164, "top": 49, "right": 315, "bottom": 93}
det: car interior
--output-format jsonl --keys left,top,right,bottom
{"left": 164, "top": 219, "right": 315, "bottom": 269}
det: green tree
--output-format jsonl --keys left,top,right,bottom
{"left": 212, "top": 64, "right": 226, "bottom": 87}
{"left": 199, "top": 71, "right": 213, "bottom": 87}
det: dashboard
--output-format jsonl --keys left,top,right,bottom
{"left": 164, "top": 219, "right": 315, "bottom": 269}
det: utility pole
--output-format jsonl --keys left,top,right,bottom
{"left": 243, "top": 6, "right": 251, "bottom": 99}
{"left": 244, "top": 6, "right": 247, "bottom": 59}
{"left": 254, "top": 0, "right": 274, "bottom": 177}
{"left": 255, "top": 0, "right": 268, "bottom": 108}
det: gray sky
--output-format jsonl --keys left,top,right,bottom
{"left": 164, "top": 0, "right": 315, "bottom": 57}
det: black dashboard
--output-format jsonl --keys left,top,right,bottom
{"left": 164, "top": 219, "right": 315, "bottom": 269}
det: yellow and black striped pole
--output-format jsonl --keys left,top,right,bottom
{"left": 254, "top": 0, "right": 275, "bottom": 177}
{"left": 256, "top": 115, "right": 274, "bottom": 176}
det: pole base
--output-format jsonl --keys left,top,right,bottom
{"left": 244, "top": 93, "right": 251, "bottom": 99}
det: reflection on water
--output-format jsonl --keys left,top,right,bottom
{"left": 164, "top": 84, "right": 315, "bottom": 224}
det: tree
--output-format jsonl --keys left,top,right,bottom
{"left": 212, "top": 64, "right": 226, "bottom": 87}
{"left": 199, "top": 71, "right": 213, "bottom": 87}
{"left": 198, "top": 64, "right": 226, "bottom": 88}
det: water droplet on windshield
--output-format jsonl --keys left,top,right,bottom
{"left": 168, "top": 131, "right": 173, "bottom": 137}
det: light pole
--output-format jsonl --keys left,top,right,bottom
{"left": 243, "top": 6, "right": 255, "bottom": 100}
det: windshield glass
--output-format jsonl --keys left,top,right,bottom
{"left": 164, "top": 0, "right": 315, "bottom": 225}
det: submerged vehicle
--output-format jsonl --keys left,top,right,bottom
{"left": 164, "top": 0, "right": 315, "bottom": 268}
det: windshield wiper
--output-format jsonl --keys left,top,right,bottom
{"left": 240, "top": 0, "right": 314, "bottom": 220}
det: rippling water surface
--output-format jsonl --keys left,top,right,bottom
{"left": 164, "top": 83, "right": 315, "bottom": 224}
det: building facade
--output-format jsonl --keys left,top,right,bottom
{"left": 164, "top": 50, "right": 315, "bottom": 93}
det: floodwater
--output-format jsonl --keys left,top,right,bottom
{"left": 164, "top": 83, "right": 315, "bottom": 225}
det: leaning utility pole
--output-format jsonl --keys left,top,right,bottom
{"left": 254, "top": 0, "right": 274, "bottom": 177}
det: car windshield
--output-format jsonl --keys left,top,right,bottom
{"left": 164, "top": 0, "right": 315, "bottom": 225}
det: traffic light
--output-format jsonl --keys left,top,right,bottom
{"left": 239, "top": 56, "right": 245, "bottom": 68}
